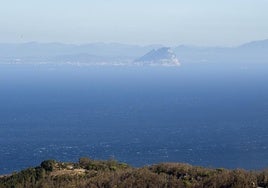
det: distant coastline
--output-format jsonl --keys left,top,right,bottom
{"left": 0, "top": 39, "right": 267, "bottom": 66}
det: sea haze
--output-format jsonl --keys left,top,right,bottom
{"left": 0, "top": 63, "right": 268, "bottom": 174}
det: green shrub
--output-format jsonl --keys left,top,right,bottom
{"left": 40, "top": 160, "right": 57, "bottom": 172}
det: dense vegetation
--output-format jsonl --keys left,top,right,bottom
{"left": 1, "top": 158, "right": 268, "bottom": 188}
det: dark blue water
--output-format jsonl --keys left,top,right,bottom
{"left": 1, "top": 64, "right": 268, "bottom": 174}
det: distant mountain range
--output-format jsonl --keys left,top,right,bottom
{"left": 173, "top": 39, "right": 268, "bottom": 64}
{"left": 0, "top": 39, "right": 267, "bottom": 66}
{"left": 135, "top": 47, "right": 180, "bottom": 66}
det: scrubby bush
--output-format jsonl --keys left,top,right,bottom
{"left": 41, "top": 160, "right": 57, "bottom": 172}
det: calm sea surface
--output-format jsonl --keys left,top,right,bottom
{"left": 0, "top": 64, "right": 268, "bottom": 174}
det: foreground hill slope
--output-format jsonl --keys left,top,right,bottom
{"left": 0, "top": 158, "right": 268, "bottom": 188}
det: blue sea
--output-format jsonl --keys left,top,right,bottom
{"left": 1, "top": 63, "right": 268, "bottom": 174}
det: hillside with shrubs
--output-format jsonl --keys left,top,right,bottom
{"left": 1, "top": 158, "right": 268, "bottom": 188}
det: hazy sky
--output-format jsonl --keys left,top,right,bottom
{"left": 0, "top": 0, "right": 268, "bottom": 46}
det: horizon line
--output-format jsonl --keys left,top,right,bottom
{"left": 0, "top": 38, "right": 268, "bottom": 48}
